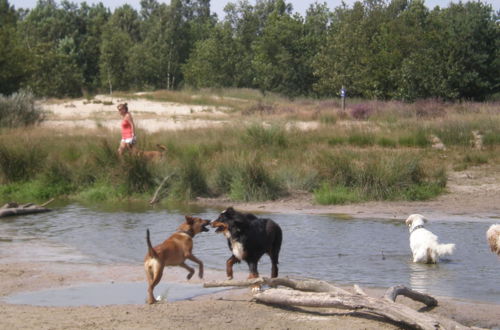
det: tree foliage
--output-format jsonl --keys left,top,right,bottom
{"left": 2, "top": 0, "right": 498, "bottom": 100}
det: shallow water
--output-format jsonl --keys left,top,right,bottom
{"left": 5, "top": 282, "right": 227, "bottom": 306}
{"left": 1, "top": 203, "right": 499, "bottom": 305}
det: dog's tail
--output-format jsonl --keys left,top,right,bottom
{"left": 436, "top": 243, "right": 455, "bottom": 257}
{"left": 146, "top": 229, "right": 160, "bottom": 260}
{"left": 156, "top": 144, "right": 167, "bottom": 152}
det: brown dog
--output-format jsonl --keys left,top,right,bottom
{"left": 144, "top": 216, "right": 210, "bottom": 304}
{"left": 134, "top": 144, "right": 167, "bottom": 161}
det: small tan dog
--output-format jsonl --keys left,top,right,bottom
{"left": 133, "top": 144, "right": 167, "bottom": 161}
{"left": 486, "top": 224, "right": 500, "bottom": 255}
{"left": 144, "top": 216, "right": 210, "bottom": 304}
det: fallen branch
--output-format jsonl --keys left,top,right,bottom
{"left": 149, "top": 174, "right": 171, "bottom": 205}
{"left": 384, "top": 284, "right": 437, "bottom": 307}
{"left": 0, "top": 201, "right": 53, "bottom": 218}
{"left": 204, "top": 278, "right": 265, "bottom": 288}
{"left": 204, "top": 277, "right": 468, "bottom": 330}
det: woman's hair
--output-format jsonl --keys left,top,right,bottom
{"left": 118, "top": 103, "right": 128, "bottom": 112}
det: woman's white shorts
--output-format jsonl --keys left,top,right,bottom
{"left": 121, "top": 136, "right": 136, "bottom": 145}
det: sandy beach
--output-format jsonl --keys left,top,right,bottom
{"left": 1, "top": 95, "right": 499, "bottom": 329}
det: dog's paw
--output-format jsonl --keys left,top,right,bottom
{"left": 187, "top": 272, "right": 194, "bottom": 280}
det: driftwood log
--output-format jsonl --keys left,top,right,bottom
{"left": 0, "top": 199, "right": 53, "bottom": 218}
{"left": 204, "top": 277, "right": 468, "bottom": 330}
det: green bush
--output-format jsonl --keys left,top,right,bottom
{"left": 121, "top": 154, "right": 156, "bottom": 194}
{"left": 169, "top": 151, "right": 209, "bottom": 200}
{"left": 0, "top": 143, "right": 46, "bottom": 183}
{"left": 313, "top": 150, "right": 446, "bottom": 202}
{"left": 241, "top": 124, "right": 287, "bottom": 148}
{"left": 229, "top": 158, "right": 282, "bottom": 202}
{"left": 0, "top": 90, "right": 45, "bottom": 127}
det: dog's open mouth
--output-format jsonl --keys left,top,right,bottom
{"left": 201, "top": 221, "right": 211, "bottom": 232}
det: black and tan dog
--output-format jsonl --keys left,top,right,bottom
{"left": 144, "top": 216, "right": 210, "bottom": 304}
{"left": 211, "top": 207, "right": 282, "bottom": 284}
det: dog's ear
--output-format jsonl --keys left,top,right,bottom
{"left": 185, "top": 215, "right": 194, "bottom": 225}
{"left": 224, "top": 207, "right": 235, "bottom": 215}
{"left": 405, "top": 215, "right": 413, "bottom": 226}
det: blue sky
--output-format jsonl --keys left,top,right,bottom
{"left": 12, "top": 0, "right": 500, "bottom": 16}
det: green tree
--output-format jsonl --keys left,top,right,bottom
{"left": 0, "top": 0, "right": 30, "bottom": 95}
{"left": 99, "top": 5, "right": 139, "bottom": 93}
{"left": 252, "top": 0, "right": 319, "bottom": 96}
{"left": 183, "top": 23, "right": 240, "bottom": 88}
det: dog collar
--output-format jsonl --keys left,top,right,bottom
{"left": 178, "top": 230, "right": 194, "bottom": 237}
{"left": 410, "top": 224, "right": 425, "bottom": 234}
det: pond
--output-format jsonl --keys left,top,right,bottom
{"left": 1, "top": 203, "right": 499, "bottom": 304}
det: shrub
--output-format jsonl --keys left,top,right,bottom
{"left": 121, "top": 154, "right": 156, "bottom": 194}
{"left": 0, "top": 89, "right": 45, "bottom": 127}
{"left": 313, "top": 150, "right": 446, "bottom": 202}
{"left": 241, "top": 124, "right": 287, "bottom": 148}
{"left": 412, "top": 99, "right": 447, "bottom": 118}
{"left": 212, "top": 163, "right": 235, "bottom": 195}
{"left": 229, "top": 158, "right": 282, "bottom": 202}
{"left": 39, "top": 159, "right": 75, "bottom": 196}
{"left": 170, "top": 151, "right": 209, "bottom": 200}
{"left": 0, "top": 143, "right": 46, "bottom": 183}
{"left": 349, "top": 102, "right": 376, "bottom": 120}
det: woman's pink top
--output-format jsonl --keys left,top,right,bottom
{"left": 121, "top": 117, "right": 133, "bottom": 139}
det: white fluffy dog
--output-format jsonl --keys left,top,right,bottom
{"left": 486, "top": 224, "right": 500, "bottom": 255}
{"left": 405, "top": 214, "right": 455, "bottom": 263}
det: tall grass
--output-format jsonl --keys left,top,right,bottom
{"left": 241, "top": 124, "right": 287, "bottom": 148}
{"left": 1, "top": 91, "right": 499, "bottom": 205}
{"left": 0, "top": 143, "right": 46, "bottom": 183}
{"left": 313, "top": 150, "right": 446, "bottom": 203}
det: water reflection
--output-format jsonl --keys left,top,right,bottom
{"left": 0, "top": 204, "right": 499, "bottom": 303}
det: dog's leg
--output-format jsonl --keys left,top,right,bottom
{"left": 179, "top": 262, "right": 195, "bottom": 280}
{"left": 270, "top": 255, "right": 279, "bottom": 278}
{"left": 226, "top": 255, "right": 239, "bottom": 280}
{"left": 186, "top": 254, "right": 204, "bottom": 279}
{"left": 147, "top": 265, "right": 164, "bottom": 304}
{"left": 247, "top": 261, "right": 259, "bottom": 279}
{"left": 247, "top": 262, "right": 261, "bottom": 292}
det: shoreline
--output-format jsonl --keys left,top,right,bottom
{"left": 1, "top": 259, "right": 499, "bottom": 329}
